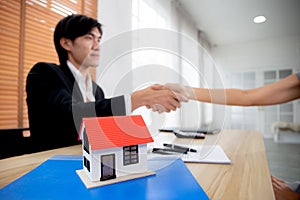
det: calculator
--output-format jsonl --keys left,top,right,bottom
{"left": 173, "top": 129, "right": 205, "bottom": 139}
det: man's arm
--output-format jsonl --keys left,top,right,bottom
{"left": 27, "top": 63, "right": 182, "bottom": 119}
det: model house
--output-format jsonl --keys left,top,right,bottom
{"left": 79, "top": 115, "right": 154, "bottom": 182}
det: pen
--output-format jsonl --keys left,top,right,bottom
{"left": 152, "top": 147, "right": 188, "bottom": 154}
{"left": 163, "top": 143, "right": 197, "bottom": 153}
{"left": 152, "top": 149, "right": 177, "bottom": 155}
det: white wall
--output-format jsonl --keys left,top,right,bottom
{"left": 212, "top": 35, "right": 300, "bottom": 72}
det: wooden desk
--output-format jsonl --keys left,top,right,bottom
{"left": 183, "top": 130, "right": 274, "bottom": 200}
{"left": 0, "top": 130, "right": 274, "bottom": 200}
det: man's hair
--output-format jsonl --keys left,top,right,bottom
{"left": 54, "top": 14, "right": 102, "bottom": 65}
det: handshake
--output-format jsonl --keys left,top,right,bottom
{"left": 131, "top": 83, "right": 193, "bottom": 113}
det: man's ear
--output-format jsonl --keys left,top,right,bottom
{"left": 60, "top": 38, "right": 72, "bottom": 51}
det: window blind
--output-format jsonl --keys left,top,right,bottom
{"left": 0, "top": 0, "right": 21, "bottom": 128}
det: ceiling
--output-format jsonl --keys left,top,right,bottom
{"left": 178, "top": 0, "right": 300, "bottom": 46}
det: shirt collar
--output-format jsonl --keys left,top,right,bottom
{"left": 67, "top": 60, "right": 84, "bottom": 80}
{"left": 66, "top": 60, "right": 95, "bottom": 102}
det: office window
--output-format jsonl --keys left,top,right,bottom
{"left": 123, "top": 145, "right": 139, "bottom": 166}
{"left": 131, "top": 0, "right": 169, "bottom": 70}
{"left": 132, "top": 0, "right": 167, "bottom": 30}
{"left": 131, "top": 0, "right": 181, "bottom": 128}
{"left": 0, "top": 0, "right": 97, "bottom": 130}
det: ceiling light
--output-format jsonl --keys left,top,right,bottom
{"left": 253, "top": 15, "right": 266, "bottom": 23}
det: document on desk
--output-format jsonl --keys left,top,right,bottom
{"left": 149, "top": 145, "right": 232, "bottom": 164}
{"left": 182, "top": 145, "right": 231, "bottom": 164}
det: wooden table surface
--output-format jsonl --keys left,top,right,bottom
{"left": 0, "top": 129, "right": 274, "bottom": 200}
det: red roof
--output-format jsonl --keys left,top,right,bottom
{"left": 81, "top": 115, "right": 154, "bottom": 151}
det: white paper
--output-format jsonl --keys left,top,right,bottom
{"left": 148, "top": 145, "right": 231, "bottom": 164}
{"left": 181, "top": 145, "right": 231, "bottom": 164}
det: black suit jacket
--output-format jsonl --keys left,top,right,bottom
{"left": 26, "top": 62, "right": 126, "bottom": 152}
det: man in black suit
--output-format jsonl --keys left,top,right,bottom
{"left": 26, "top": 14, "right": 184, "bottom": 152}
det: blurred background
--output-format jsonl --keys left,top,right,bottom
{"left": 1, "top": 0, "right": 300, "bottom": 182}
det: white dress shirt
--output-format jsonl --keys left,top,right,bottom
{"left": 67, "top": 60, "right": 131, "bottom": 114}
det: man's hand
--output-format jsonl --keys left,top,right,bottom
{"left": 149, "top": 83, "right": 191, "bottom": 113}
{"left": 151, "top": 83, "right": 190, "bottom": 102}
{"left": 131, "top": 85, "right": 182, "bottom": 113}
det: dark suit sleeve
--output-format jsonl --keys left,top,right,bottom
{"left": 94, "top": 86, "right": 126, "bottom": 116}
{"left": 26, "top": 62, "right": 127, "bottom": 150}
{"left": 26, "top": 62, "right": 126, "bottom": 122}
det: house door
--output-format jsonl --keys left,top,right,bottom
{"left": 100, "top": 154, "right": 116, "bottom": 181}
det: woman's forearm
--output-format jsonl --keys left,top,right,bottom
{"left": 190, "top": 74, "right": 300, "bottom": 106}
{"left": 190, "top": 88, "right": 255, "bottom": 106}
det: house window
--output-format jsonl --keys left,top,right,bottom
{"left": 84, "top": 156, "right": 90, "bottom": 172}
{"left": 123, "top": 145, "right": 139, "bottom": 166}
{"left": 83, "top": 129, "right": 89, "bottom": 154}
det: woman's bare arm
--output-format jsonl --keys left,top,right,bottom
{"left": 190, "top": 74, "right": 300, "bottom": 106}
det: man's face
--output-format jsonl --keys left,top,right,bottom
{"left": 67, "top": 27, "right": 101, "bottom": 69}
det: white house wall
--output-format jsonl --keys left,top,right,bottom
{"left": 82, "top": 146, "right": 93, "bottom": 181}
{"left": 87, "top": 144, "right": 148, "bottom": 182}
{"left": 116, "top": 144, "right": 148, "bottom": 177}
